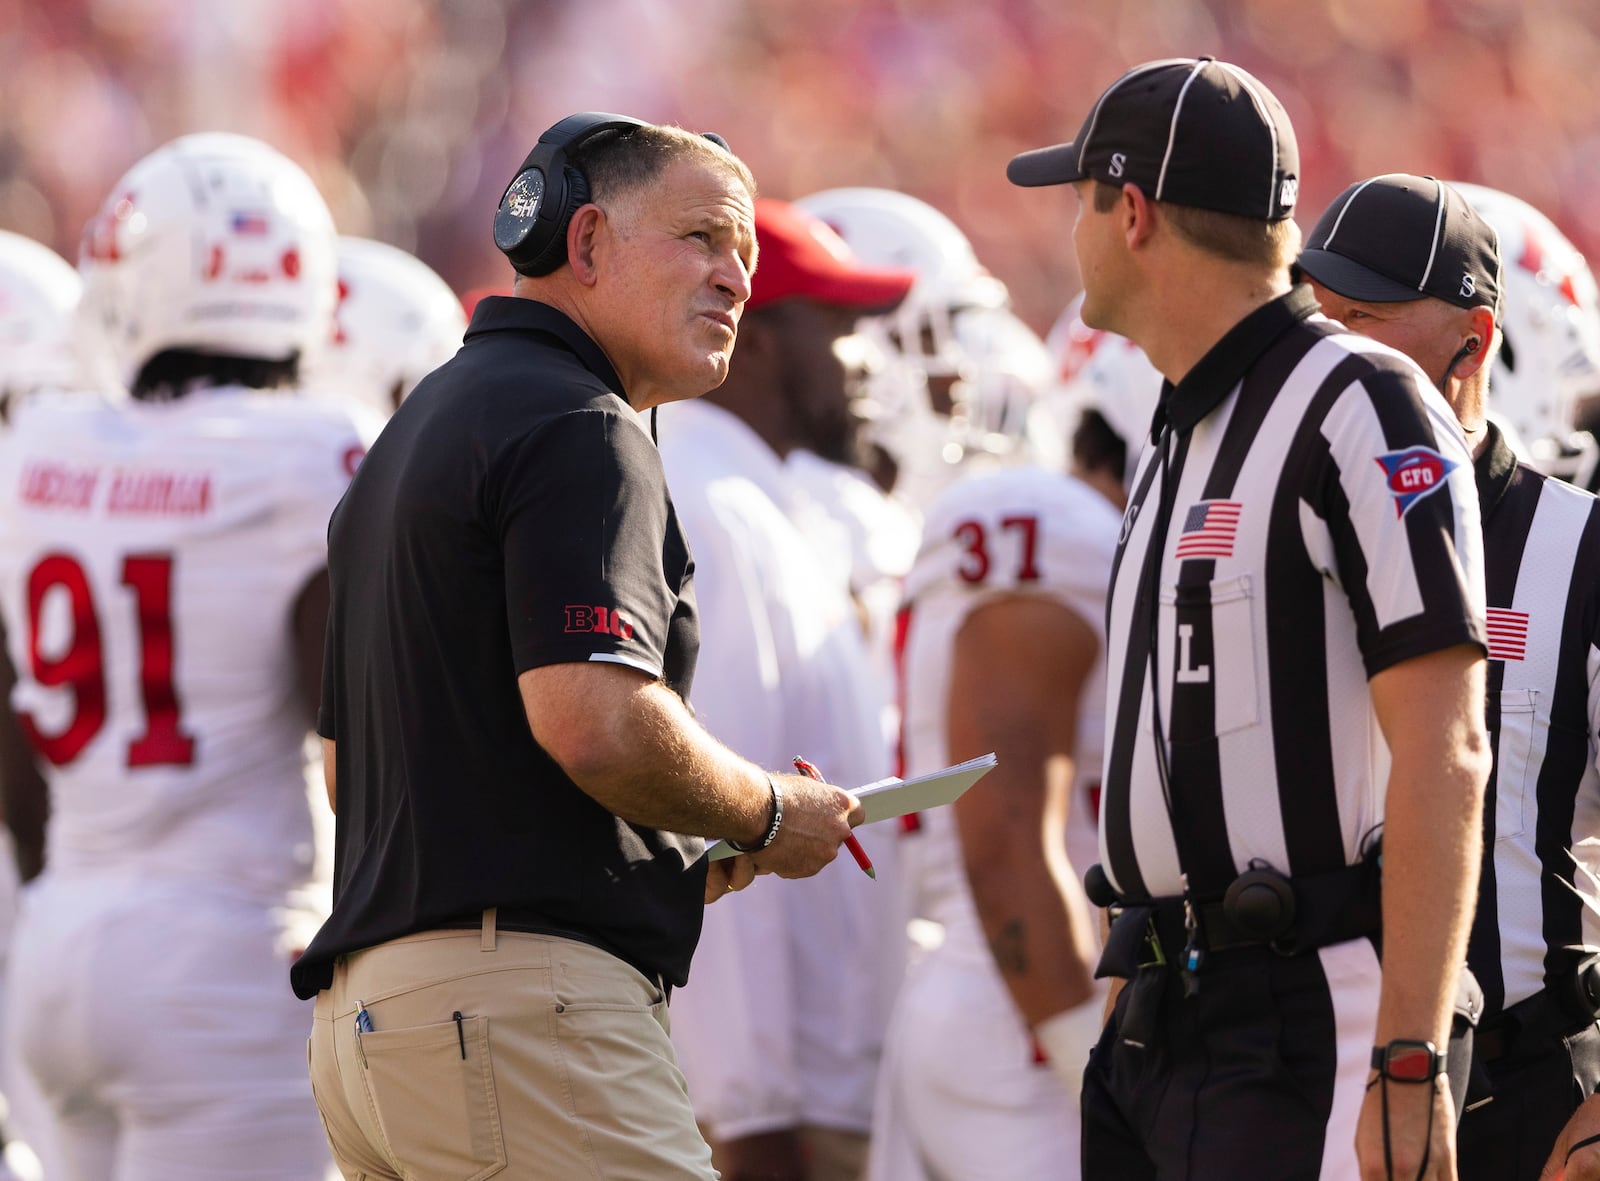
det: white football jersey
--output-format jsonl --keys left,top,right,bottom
{"left": 898, "top": 465, "right": 1120, "bottom": 966}
{"left": 0, "top": 387, "right": 367, "bottom": 904}
{"left": 785, "top": 450, "right": 920, "bottom": 756}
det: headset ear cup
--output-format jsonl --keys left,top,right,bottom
{"left": 493, "top": 167, "right": 544, "bottom": 270}
{"left": 496, "top": 113, "right": 649, "bottom": 276}
{"left": 519, "top": 167, "right": 591, "bottom": 278}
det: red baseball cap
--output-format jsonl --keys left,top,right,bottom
{"left": 747, "top": 198, "right": 916, "bottom": 314}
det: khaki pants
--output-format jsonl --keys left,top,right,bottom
{"left": 308, "top": 911, "right": 716, "bottom": 1180}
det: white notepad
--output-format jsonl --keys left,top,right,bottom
{"left": 706, "top": 753, "right": 997, "bottom": 862}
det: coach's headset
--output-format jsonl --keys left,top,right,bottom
{"left": 494, "top": 112, "right": 732, "bottom": 278}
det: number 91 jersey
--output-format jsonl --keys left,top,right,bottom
{"left": 0, "top": 388, "right": 369, "bottom": 901}
{"left": 898, "top": 465, "right": 1121, "bottom": 949}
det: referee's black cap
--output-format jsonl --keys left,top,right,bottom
{"left": 1298, "top": 174, "right": 1502, "bottom": 311}
{"left": 1006, "top": 56, "right": 1300, "bottom": 222}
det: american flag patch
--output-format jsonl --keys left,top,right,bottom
{"left": 1485, "top": 608, "right": 1529, "bottom": 661}
{"left": 1174, "top": 500, "right": 1241, "bottom": 560}
{"left": 231, "top": 211, "right": 271, "bottom": 235}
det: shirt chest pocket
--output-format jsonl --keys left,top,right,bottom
{"left": 1156, "top": 575, "right": 1260, "bottom": 740}
{"left": 1490, "top": 688, "right": 1540, "bottom": 843}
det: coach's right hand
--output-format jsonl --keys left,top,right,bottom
{"left": 742, "top": 771, "right": 861, "bottom": 880}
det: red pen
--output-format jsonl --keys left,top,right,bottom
{"left": 793, "top": 756, "right": 875, "bottom": 879}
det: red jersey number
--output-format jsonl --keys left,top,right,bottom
{"left": 19, "top": 552, "right": 195, "bottom": 768}
{"left": 953, "top": 514, "right": 1041, "bottom": 584}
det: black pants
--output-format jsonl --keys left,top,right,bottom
{"left": 1082, "top": 946, "right": 1348, "bottom": 1181}
{"left": 1457, "top": 1017, "right": 1600, "bottom": 1181}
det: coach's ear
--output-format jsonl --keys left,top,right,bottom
{"left": 565, "top": 204, "right": 607, "bottom": 287}
{"left": 1453, "top": 306, "right": 1496, "bottom": 380}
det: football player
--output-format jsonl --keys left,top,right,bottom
{"left": 0, "top": 230, "right": 83, "bottom": 422}
{"left": 0, "top": 133, "right": 368, "bottom": 1181}
{"left": 867, "top": 312, "right": 1162, "bottom": 1181}
{"left": 788, "top": 189, "right": 1061, "bottom": 759}
{"left": 304, "top": 235, "right": 466, "bottom": 418}
{"left": 795, "top": 187, "right": 1058, "bottom": 509}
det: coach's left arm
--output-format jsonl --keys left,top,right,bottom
{"left": 1356, "top": 642, "right": 1489, "bottom": 1181}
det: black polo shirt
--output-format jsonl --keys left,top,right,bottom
{"left": 292, "top": 297, "right": 703, "bottom": 999}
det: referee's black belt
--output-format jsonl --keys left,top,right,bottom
{"left": 1475, "top": 958, "right": 1600, "bottom": 1065}
{"left": 1097, "top": 857, "right": 1382, "bottom": 978}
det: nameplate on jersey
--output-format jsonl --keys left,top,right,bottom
{"left": 1373, "top": 446, "right": 1458, "bottom": 518}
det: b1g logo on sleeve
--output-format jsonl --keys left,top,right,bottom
{"left": 1374, "top": 446, "right": 1459, "bottom": 518}
{"left": 564, "top": 604, "right": 634, "bottom": 640}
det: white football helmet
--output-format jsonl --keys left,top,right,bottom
{"left": 305, "top": 236, "right": 466, "bottom": 417}
{"left": 0, "top": 230, "right": 83, "bottom": 406}
{"left": 1046, "top": 293, "right": 1165, "bottom": 489}
{"left": 795, "top": 187, "right": 1032, "bottom": 505}
{"left": 950, "top": 306, "right": 1065, "bottom": 472}
{"left": 76, "top": 132, "right": 339, "bottom": 395}
{"left": 1451, "top": 182, "right": 1600, "bottom": 486}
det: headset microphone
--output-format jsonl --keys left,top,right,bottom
{"left": 1438, "top": 337, "right": 1482, "bottom": 394}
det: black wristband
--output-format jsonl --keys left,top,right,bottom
{"left": 727, "top": 774, "right": 784, "bottom": 853}
{"left": 1370, "top": 1039, "right": 1445, "bottom": 1084}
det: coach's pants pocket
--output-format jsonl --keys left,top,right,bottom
{"left": 552, "top": 950, "right": 668, "bottom": 1109}
{"left": 357, "top": 1015, "right": 506, "bottom": 1180}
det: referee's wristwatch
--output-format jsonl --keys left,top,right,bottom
{"left": 1370, "top": 1039, "right": 1445, "bottom": 1083}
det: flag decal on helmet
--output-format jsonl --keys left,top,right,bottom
{"left": 1375, "top": 446, "right": 1458, "bottom": 517}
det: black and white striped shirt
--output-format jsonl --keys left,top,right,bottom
{"left": 1467, "top": 423, "right": 1600, "bottom": 1015}
{"left": 1101, "top": 286, "right": 1487, "bottom": 901}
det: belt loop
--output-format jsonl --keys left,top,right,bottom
{"left": 481, "top": 907, "right": 497, "bottom": 952}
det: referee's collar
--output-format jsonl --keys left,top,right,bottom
{"left": 1472, "top": 419, "right": 1519, "bottom": 523}
{"left": 1156, "top": 285, "right": 1321, "bottom": 435}
{"left": 465, "top": 296, "right": 627, "bottom": 403}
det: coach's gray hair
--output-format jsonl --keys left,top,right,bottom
{"left": 573, "top": 124, "right": 756, "bottom": 214}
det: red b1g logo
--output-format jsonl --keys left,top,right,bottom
{"left": 564, "top": 605, "right": 634, "bottom": 640}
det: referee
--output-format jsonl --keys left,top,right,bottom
{"left": 1009, "top": 59, "right": 1490, "bottom": 1180}
{"left": 1297, "top": 175, "right": 1600, "bottom": 1181}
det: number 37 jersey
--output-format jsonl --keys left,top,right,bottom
{"left": 0, "top": 388, "right": 367, "bottom": 900}
{"left": 898, "top": 465, "right": 1122, "bottom": 946}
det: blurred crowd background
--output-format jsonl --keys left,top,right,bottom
{"left": 2, "top": 0, "right": 1598, "bottom": 335}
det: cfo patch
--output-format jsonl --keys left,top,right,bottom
{"left": 1374, "top": 446, "right": 1458, "bottom": 517}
